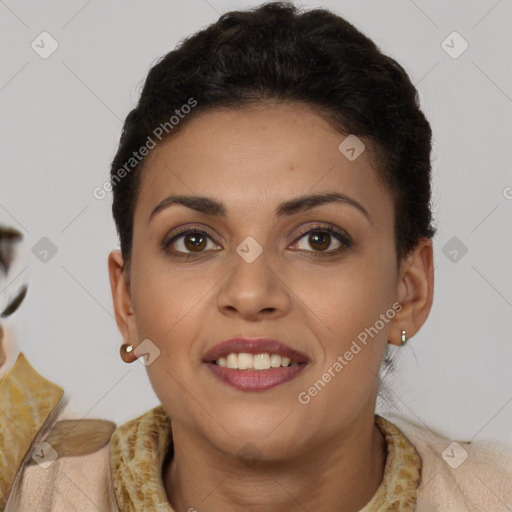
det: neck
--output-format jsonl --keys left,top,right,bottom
{"left": 163, "top": 409, "right": 387, "bottom": 512}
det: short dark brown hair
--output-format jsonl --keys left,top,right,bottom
{"left": 110, "top": 1, "right": 436, "bottom": 269}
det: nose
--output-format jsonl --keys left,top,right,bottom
{"left": 215, "top": 247, "right": 291, "bottom": 321}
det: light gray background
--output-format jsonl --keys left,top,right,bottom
{"left": 1, "top": 0, "right": 511, "bottom": 444}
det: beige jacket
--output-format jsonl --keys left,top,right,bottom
{"left": 2, "top": 352, "right": 512, "bottom": 511}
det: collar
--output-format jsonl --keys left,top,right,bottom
{"left": 110, "top": 406, "right": 421, "bottom": 511}
{"left": 362, "top": 415, "right": 421, "bottom": 510}
{"left": 0, "top": 352, "right": 65, "bottom": 509}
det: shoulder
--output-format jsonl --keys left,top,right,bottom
{"left": 380, "top": 412, "right": 512, "bottom": 512}
{"left": 12, "top": 442, "right": 118, "bottom": 512}
{"left": 9, "top": 414, "right": 119, "bottom": 512}
{"left": 1, "top": 352, "right": 119, "bottom": 511}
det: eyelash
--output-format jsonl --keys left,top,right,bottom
{"left": 162, "top": 223, "right": 353, "bottom": 260}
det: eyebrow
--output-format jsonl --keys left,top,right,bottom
{"left": 148, "top": 192, "right": 371, "bottom": 224}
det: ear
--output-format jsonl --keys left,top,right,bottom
{"left": 389, "top": 237, "right": 434, "bottom": 346}
{"left": 108, "top": 250, "right": 139, "bottom": 347}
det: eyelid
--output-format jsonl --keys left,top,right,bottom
{"left": 290, "top": 223, "right": 353, "bottom": 257}
{"left": 161, "top": 224, "right": 221, "bottom": 251}
{"left": 293, "top": 222, "right": 352, "bottom": 243}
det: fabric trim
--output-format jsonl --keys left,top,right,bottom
{"left": 110, "top": 406, "right": 174, "bottom": 511}
{"left": 359, "top": 415, "right": 422, "bottom": 511}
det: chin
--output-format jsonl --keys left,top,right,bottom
{"left": 219, "top": 431, "right": 303, "bottom": 464}
{"left": 211, "top": 410, "right": 303, "bottom": 454}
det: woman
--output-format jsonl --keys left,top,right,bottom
{"left": 3, "top": 2, "right": 512, "bottom": 511}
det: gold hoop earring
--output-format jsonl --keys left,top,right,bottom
{"left": 120, "top": 343, "right": 136, "bottom": 363}
{"left": 400, "top": 330, "right": 408, "bottom": 346}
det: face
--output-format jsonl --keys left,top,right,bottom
{"left": 110, "top": 102, "right": 421, "bottom": 460}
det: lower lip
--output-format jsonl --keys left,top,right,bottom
{"left": 204, "top": 362, "right": 307, "bottom": 391}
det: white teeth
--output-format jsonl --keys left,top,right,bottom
{"left": 215, "top": 352, "right": 298, "bottom": 370}
{"left": 226, "top": 353, "right": 238, "bottom": 369}
{"left": 237, "top": 353, "right": 253, "bottom": 370}
{"left": 270, "top": 354, "right": 281, "bottom": 368}
{"left": 253, "top": 353, "right": 270, "bottom": 370}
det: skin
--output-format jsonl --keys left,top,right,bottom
{"left": 108, "top": 101, "right": 434, "bottom": 512}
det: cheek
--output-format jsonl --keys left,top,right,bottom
{"left": 130, "top": 252, "right": 202, "bottom": 340}
{"left": 302, "top": 251, "right": 396, "bottom": 378}
{"left": 137, "top": 283, "right": 207, "bottom": 423}
{"left": 309, "top": 262, "right": 392, "bottom": 334}
{"left": 300, "top": 267, "right": 393, "bottom": 418}
{"left": 130, "top": 256, "right": 211, "bottom": 374}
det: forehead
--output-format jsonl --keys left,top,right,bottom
{"left": 134, "top": 102, "right": 392, "bottom": 226}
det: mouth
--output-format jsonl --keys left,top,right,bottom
{"left": 202, "top": 337, "right": 310, "bottom": 391}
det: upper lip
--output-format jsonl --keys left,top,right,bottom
{"left": 202, "top": 338, "right": 310, "bottom": 364}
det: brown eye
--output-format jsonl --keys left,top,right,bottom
{"left": 163, "top": 228, "right": 220, "bottom": 257}
{"left": 307, "top": 232, "right": 332, "bottom": 251}
{"left": 292, "top": 225, "right": 352, "bottom": 256}
{"left": 182, "top": 232, "right": 207, "bottom": 252}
